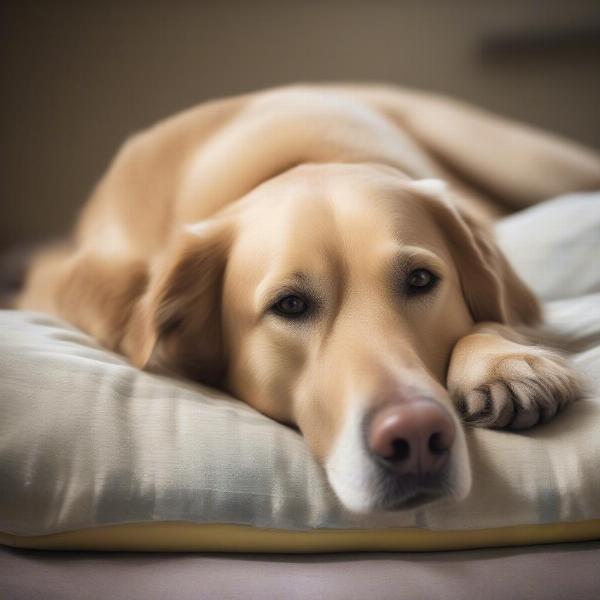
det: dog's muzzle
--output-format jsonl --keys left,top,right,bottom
{"left": 325, "top": 389, "right": 470, "bottom": 513}
{"left": 362, "top": 398, "right": 456, "bottom": 510}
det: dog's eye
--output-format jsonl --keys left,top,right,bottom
{"left": 406, "top": 268, "right": 438, "bottom": 294}
{"left": 272, "top": 294, "right": 309, "bottom": 318}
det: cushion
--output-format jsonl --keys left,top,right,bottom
{"left": 1, "top": 193, "right": 600, "bottom": 552}
{"left": 495, "top": 192, "right": 600, "bottom": 301}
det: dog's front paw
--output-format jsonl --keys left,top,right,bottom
{"left": 449, "top": 342, "right": 581, "bottom": 430}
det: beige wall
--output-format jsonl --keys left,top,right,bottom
{"left": 1, "top": 0, "right": 599, "bottom": 249}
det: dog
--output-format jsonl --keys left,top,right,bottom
{"left": 18, "top": 84, "right": 600, "bottom": 512}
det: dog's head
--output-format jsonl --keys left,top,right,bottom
{"left": 129, "top": 163, "right": 539, "bottom": 512}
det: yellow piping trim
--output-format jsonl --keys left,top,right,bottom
{"left": 1, "top": 520, "right": 600, "bottom": 553}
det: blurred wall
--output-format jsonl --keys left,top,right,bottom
{"left": 1, "top": 0, "right": 599, "bottom": 249}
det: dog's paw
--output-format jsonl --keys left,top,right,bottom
{"left": 451, "top": 350, "right": 581, "bottom": 430}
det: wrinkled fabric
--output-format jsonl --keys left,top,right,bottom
{"left": 1, "top": 192, "right": 600, "bottom": 536}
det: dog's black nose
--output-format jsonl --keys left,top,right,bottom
{"left": 367, "top": 400, "right": 455, "bottom": 475}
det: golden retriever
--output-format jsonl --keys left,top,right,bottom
{"left": 18, "top": 84, "right": 600, "bottom": 512}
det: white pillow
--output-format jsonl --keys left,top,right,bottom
{"left": 496, "top": 193, "right": 600, "bottom": 301}
{"left": 1, "top": 193, "right": 600, "bottom": 551}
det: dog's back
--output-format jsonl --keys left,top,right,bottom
{"left": 16, "top": 84, "right": 600, "bottom": 346}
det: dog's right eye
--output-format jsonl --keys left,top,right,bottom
{"left": 405, "top": 268, "right": 439, "bottom": 296}
{"left": 271, "top": 294, "right": 309, "bottom": 318}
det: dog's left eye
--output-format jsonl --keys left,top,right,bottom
{"left": 406, "top": 268, "right": 438, "bottom": 294}
{"left": 272, "top": 294, "right": 309, "bottom": 318}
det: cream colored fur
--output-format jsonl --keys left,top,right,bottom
{"left": 18, "top": 84, "right": 600, "bottom": 511}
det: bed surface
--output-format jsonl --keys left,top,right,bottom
{"left": 2, "top": 542, "right": 600, "bottom": 600}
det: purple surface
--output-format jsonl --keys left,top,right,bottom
{"left": 2, "top": 542, "right": 600, "bottom": 600}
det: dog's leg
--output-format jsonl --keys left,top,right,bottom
{"left": 43, "top": 250, "right": 148, "bottom": 352}
{"left": 446, "top": 322, "right": 581, "bottom": 429}
{"left": 353, "top": 85, "right": 600, "bottom": 209}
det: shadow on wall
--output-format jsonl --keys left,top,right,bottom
{"left": 1, "top": 0, "right": 599, "bottom": 249}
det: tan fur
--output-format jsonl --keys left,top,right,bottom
{"left": 17, "top": 84, "right": 600, "bottom": 509}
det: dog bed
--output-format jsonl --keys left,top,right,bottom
{"left": 1, "top": 192, "right": 599, "bottom": 552}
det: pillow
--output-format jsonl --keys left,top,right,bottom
{"left": 1, "top": 193, "right": 600, "bottom": 552}
{"left": 495, "top": 192, "right": 600, "bottom": 301}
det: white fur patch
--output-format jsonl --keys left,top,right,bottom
{"left": 325, "top": 396, "right": 380, "bottom": 513}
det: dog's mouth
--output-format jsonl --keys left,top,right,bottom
{"left": 326, "top": 452, "right": 459, "bottom": 514}
{"left": 370, "top": 469, "right": 449, "bottom": 512}
{"left": 373, "top": 490, "right": 443, "bottom": 511}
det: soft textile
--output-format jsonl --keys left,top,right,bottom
{"left": 1, "top": 192, "right": 599, "bottom": 550}
{"left": 2, "top": 542, "right": 600, "bottom": 600}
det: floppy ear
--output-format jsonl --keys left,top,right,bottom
{"left": 411, "top": 179, "right": 541, "bottom": 326}
{"left": 124, "top": 218, "right": 233, "bottom": 385}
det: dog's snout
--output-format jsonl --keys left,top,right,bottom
{"left": 367, "top": 400, "right": 455, "bottom": 475}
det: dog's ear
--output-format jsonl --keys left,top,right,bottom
{"left": 125, "top": 218, "right": 234, "bottom": 385}
{"left": 411, "top": 179, "right": 541, "bottom": 326}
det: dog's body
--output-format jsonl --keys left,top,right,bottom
{"left": 18, "top": 85, "right": 600, "bottom": 512}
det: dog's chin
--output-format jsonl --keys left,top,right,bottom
{"left": 325, "top": 442, "right": 472, "bottom": 514}
{"left": 329, "top": 470, "right": 450, "bottom": 514}
{"left": 371, "top": 488, "right": 445, "bottom": 513}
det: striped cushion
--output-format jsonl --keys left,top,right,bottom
{"left": 1, "top": 192, "right": 599, "bottom": 551}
